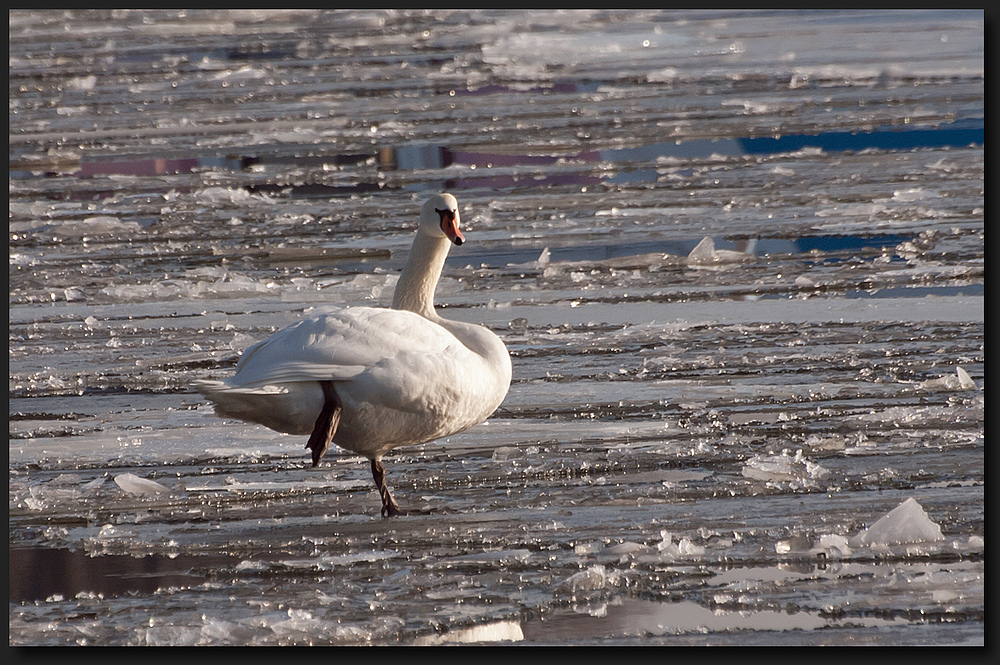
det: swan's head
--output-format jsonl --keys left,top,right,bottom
{"left": 420, "top": 192, "right": 464, "bottom": 246}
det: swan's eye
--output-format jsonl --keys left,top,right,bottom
{"left": 435, "top": 208, "right": 457, "bottom": 225}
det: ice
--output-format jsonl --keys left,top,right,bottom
{"left": 99, "top": 269, "right": 274, "bottom": 302}
{"left": 557, "top": 565, "right": 613, "bottom": 594}
{"left": 144, "top": 625, "right": 203, "bottom": 647}
{"left": 656, "top": 530, "right": 707, "bottom": 560}
{"left": 570, "top": 533, "right": 707, "bottom": 568}
{"left": 8, "top": 8, "right": 983, "bottom": 647}
{"left": 918, "top": 366, "right": 977, "bottom": 391}
{"left": 113, "top": 473, "right": 171, "bottom": 495}
{"left": 185, "top": 477, "right": 368, "bottom": 493}
{"left": 849, "top": 498, "right": 945, "bottom": 548}
{"left": 346, "top": 273, "right": 398, "bottom": 300}
{"left": 268, "top": 608, "right": 327, "bottom": 639}
{"left": 809, "top": 534, "right": 853, "bottom": 560}
{"left": 279, "top": 550, "right": 399, "bottom": 570}
{"left": 851, "top": 399, "right": 977, "bottom": 429}
{"left": 741, "top": 450, "right": 829, "bottom": 486}
{"left": 413, "top": 620, "right": 524, "bottom": 645}
{"left": 210, "top": 66, "right": 267, "bottom": 83}
{"left": 646, "top": 67, "right": 678, "bottom": 83}
{"left": 194, "top": 186, "right": 278, "bottom": 206}
{"left": 602, "top": 541, "right": 654, "bottom": 558}
{"left": 436, "top": 549, "right": 533, "bottom": 566}
{"left": 794, "top": 275, "right": 817, "bottom": 288}
{"left": 23, "top": 480, "right": 86, "bottom": 510}
{"left": 65, "top": 75, "right": 98, "bottom": 91}
{"left": 48, "top": 216, "right": 142, "bottom": 237}
{"left": 686, "top": 236, "right": 752, "bottom": 269}
{"left": 892, "top": 187, "right": 931, "bottom": 202}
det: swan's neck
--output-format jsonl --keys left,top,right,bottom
{"left": 391, "top": 231, "right": 451, "bottom": 320}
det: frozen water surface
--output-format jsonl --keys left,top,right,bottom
{"left": 9, "top": 10, "right": 983, "bottom": 646}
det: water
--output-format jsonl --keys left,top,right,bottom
{"left": 9, "top": 10, "right": 984, "bottom": 646}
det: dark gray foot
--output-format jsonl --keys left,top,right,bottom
{"left": 371, "top": 458, "right": 411, "bottom": 517}
{"left": 306, "top": 381, "right": 341, "bottom": 467}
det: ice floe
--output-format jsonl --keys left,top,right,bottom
{"left": 413, "top": 620, "right": 524, "bottom": 645}
{"left": 849, "top": 497, "right": 944, "bottom": 548}
{"left": 917, "top": 366, "right": 977, "bottom": 391}
{"left": 742, "top": 449, "right": 829, "bottom": 487}
{"left": 686, "top": 236, "right": 753, "bottom": 268}
{"left": 113, "top": 472, "right": 171, "bottom": 495}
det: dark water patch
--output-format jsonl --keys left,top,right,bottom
{"left": 738, "top": 118, "right": 984, "bottom": 155}
{"left": 9, "top": 547, "right": 234, "bottom": 603}
{"left": 387, "top": 118, "right": 984, "bottom": 174}
{"left": 246, "top": 181, "right": 391, "bottom": 199}
{"left": 789, "top": 235, "right": 910, "bottom": 254}
{"left": 451, "top": 233, "right": 914, "bottom": 268}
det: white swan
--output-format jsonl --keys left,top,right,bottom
{"left": 194, "top": 193, "right": 512, "bottom": 516}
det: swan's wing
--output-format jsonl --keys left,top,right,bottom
{"left": 227, "top": 306, "right": 460, "bottom": 388}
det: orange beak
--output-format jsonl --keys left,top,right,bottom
{"left": 437, "top": 208, "right": 464, "bottom": 245}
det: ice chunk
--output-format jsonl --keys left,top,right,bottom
{"left": 917, "top": 366, "right": 977, "bottom": 391}
{"left": 114, "top": 472, "right": 170, "bottom": 495}
{"left": 775, "top": 534, "right": 813, "bottom": 554}
{"left": 268, "top": 608, "right": 326, "bottom": 638}
{"left": 81, "top": 477, "right": 106, "bottom": 492}
{"left": 195, "top": 185, "right": 276, "bottom": 205}
{"left": 656, "top": 531, "right": 707, "bottom": 560}
{"left": 199, "top": 617, "right": 240, "bottom": 644}
{"left": 603, "top": 541, "right": 651, "bottom": 557}
{"left": 849, "top": 498, "right": 944, "bottom": 547}
{"left": 50, "top": 216, "right": 142, "bottom": 237}
{"left": 803, "top": 433, "right": 846, "bottom": 451}
{"left": 956, "top": 366, "right": 976, "bottom": 389}
{"left": 656, "top": 530, "right": 677, "bottom": 552}
{"left": 66, "top": 74, "right": 98, "bottom": 91}
{"left": 742, "top": 449, "right": 829, "bottom": 485}
{"left": 438, "top": 549, "right": 532, "bottom": 565}
{"left": 677, "top": 537, "right": 706, "bottom": 557}
{"left": 810, "top": 533, "right": 852, "bottom": 559}
{"left": 144, "top": 625, "right": 202, "bottom": 646}
{"left": 235, "top": 559, "right": 270, "bottom": 572}
{"left": 210, "top": 66, "right": 267, "bottom": 82}
{"left": 492, "top": 446, "right": 522, "bottom": 461}
{"left": 891, "top": 187, "right": 928, "bottom": 202}
{"left": 646, "top": 67, "right": 678, "bottom": 83}
{"left": 24, "top": 481, "right": 81, "bottom": 510}
{"left": 413, "top": 620, "right": 524, "bottom": 645}
{"left": 557, "top": 565, "right": 610, "bottom": 593}
{"left": 573, "top": 541, "right": 603, "bottom": 555}
{"left": 686, "top": 236, "right": 751, "bottom": 268}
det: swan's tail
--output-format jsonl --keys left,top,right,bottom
{"left": 192, "top": 379, "right": 320, "bottom": 436}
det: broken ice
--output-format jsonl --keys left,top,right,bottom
{"left": 849, "top": 498, "right": 945, "bottom": 548}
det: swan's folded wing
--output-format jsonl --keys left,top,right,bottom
{"left": 225, "top": 306, "right": 457, "bottom": 388}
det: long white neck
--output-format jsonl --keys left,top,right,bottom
{"left": 391, "top": 230, "right": 451, "bottom": 321}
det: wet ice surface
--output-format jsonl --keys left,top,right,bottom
{"left": 9, "top": 9, "right": 984, "bottom": 646}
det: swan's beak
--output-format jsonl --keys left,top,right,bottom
{"left": 437, "top": 208, "right": 465, "bottom": 246}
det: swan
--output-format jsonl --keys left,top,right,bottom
{"left": 193, "top": 193, "right": 512, "bottom": 516}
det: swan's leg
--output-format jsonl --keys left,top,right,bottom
{"left": 371, "top": 459, "right": 407, "bottom": 517}
{"left": 306, "top": 381, "right": 341, "bottom": 467}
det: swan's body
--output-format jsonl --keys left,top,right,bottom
{"left": 194, "top": 193, "right": 512, "bottom": 515}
